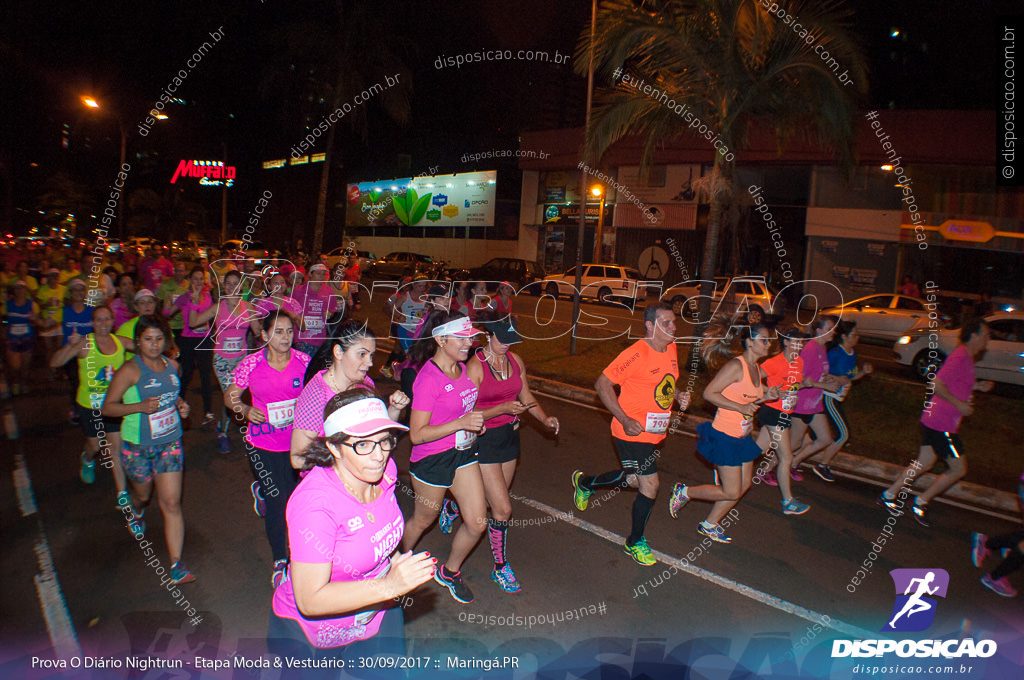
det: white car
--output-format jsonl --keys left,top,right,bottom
{"left": 662, "top": 276, "right": 781, "bottom": 318}
{"left": 893, "top": 311, "right": 1024, "bottom": 386}
{"left": 543, "top": 263, "right": 645, "bottom": 302}
{"left": 822, "top": 294, "right": 951, "bottom": 342}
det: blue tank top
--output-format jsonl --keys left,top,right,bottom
{"left": 6, "top": 299, "right": 35, "bottom": 338}
{"left": 62, "top": 304, "right": 94, "bottom": 342}
{"left": 122, "top": 355, "right": 183, "bottom": 445}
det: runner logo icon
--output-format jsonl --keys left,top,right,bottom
{"left": 883, "top": 568, "right": 949, "bottom": 632}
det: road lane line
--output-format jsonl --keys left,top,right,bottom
{"left": 7, "top": 410, "right": 82, "bottom": 659}
{"left": 513, "top": 494, "right": 876, "bottom": 640}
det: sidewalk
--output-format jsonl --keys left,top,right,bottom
{"left": 526, "top": 374, "right": 1021, "bottom": 517}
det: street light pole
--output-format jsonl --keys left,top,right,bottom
{"left": 118, "top": 121, "right": 127, "bottom": 239}
{"left": 570, "top": 0, "right": 598, "bottom": 357}
{"left": 592, "top": 187, "right": 605, "bottom": 263}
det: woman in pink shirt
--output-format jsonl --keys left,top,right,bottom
{"left": 174, "top": 267, "right": 215, "bottom": 425}
{"left": 401, "top": 311, "right": 487, "bottom": 605}
{"left": 192, "top": 269, "right": 260, "bottom": 452}
{"left": 110, "top": 273, "right": 138, "bottom": 329}
{"left": 225, "top": 310, "right": 310, "bottom": 588}
{"left": 269, "top": 388, "right": 434, "bottom": 661}
{"left": 290, "top": 322, "right": 409, "bottom": 469}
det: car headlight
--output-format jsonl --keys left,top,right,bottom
{"left": 897, "top": 335, "right": 913, "bottom": 345}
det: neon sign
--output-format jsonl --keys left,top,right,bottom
{"left": 170, "top": 160, "right": 236, "bottom": 187}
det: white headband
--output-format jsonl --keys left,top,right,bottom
{"left": 431, "top": 316, "right": 483, "bottom": 338}
{"left": 324, "top": 398, "right": 408, "bottom": 437}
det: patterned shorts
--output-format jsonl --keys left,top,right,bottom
{"left": 121, "top": 439, "right": 184, "bottom": 483}
{"left": 213, "top": 354, "right": 244, "bottom": 392}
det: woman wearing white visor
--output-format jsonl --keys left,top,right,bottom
{"left": 400, "top": 311, "right": 487, "bottom": 604}
{"left": 270, "top": 388, "right": 434, "bottom": 664}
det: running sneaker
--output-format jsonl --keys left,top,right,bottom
{"left": 781, "top": 498, "right": 811, "bottom": 515}
{"left": 438, "top": 499, "right": 459, "bottom": 535}
{"left": 128, "top": 509, "right": 146, "bottom": 538}
{"left": 623, "top": 537, "right": 657, "bottom": 566}
{"left": 668, "top": 482, "right": 689, "bottom": 519}
{"left": 170, "top": 561, "right": 196, "bottom": 585}
{"left": 697, "top": 522, "right": 733, "bottom": 544}
{"left": 980, "top": 574, "right": 1018, "bottom": 598}
{"left": 271, "top": 560, "right": 288, "bottom": 588}
{"left": 201, "top": 412, "right": 216, "bottom": 426}
{"left": 491, "top": 564, "right": 522, "bottom": 593}
{"left": 761, "top": 470, "right": 779, "bottom": 487}
{"left": 813, "top": 464, "right": 835, "bottom": 483}
{"left": 216, "top": 423, "right": 231, "bottom": 454}
{"left": 116, "top": 490, "right": 131, "bottom": 511}
{"left": 571, "top": 470, "right": 592, "bottom": 512}
{"left": 876, "top": 493, "right": 899, "bottom": 513}
{"left": 434, "top": 566, "right": 474, "bottom": 604}
{"left": 911, "top": 502, "right": 930, "bottom": 527}
{"left": 971, "top": 532, "right": 991, "bottom": 568}
{"left": 380, "top": 363, "right": 393, "bottom": 379}
{"left": 80, "top": 452, "right": 96, "bottom": 484}
{"left": 789, "top": 467, "right": 804, "bottom": 482}
{"left": 251, "top": 481, "right": 266, "bottom": 517}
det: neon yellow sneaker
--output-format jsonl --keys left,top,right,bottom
{"left": 623, "top": 537, "right": 657, "bottom": 566}
{"left": 571, "top": 470, "right": 592, "bottom": 511}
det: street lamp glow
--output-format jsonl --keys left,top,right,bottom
{"left": 880, "top": 164, "right": 893, "bottom": 171}
{"left": 81, "top": 96, "right": 99, "bottom": 108}
{"left": 150, "top": 109, "right": 168, "bottom": 120}
{"left": 590, "top": 186, "right": 603, "bottom": 197}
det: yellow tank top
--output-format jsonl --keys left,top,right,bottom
{"left": 76, "top": 334, "right": 125, "bottom": 409}
{"left": 712, "top": 356, "right": 763, "bottom": 437}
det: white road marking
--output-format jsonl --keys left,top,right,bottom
{"left": 10, "top": 421, "right": 82, "bottom": 659}
{"left": 513, "top": 493, "right": 876, "bottom": 640}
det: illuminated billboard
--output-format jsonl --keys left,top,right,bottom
{"left": 346, "top": 170, "right": 496, "bottom": 227}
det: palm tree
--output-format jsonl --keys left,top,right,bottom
{"left": 576, "top": 0, "right": 867, "bottom": 320}
{"left": 260, "top": 2, "right": 413, "bottom": 258}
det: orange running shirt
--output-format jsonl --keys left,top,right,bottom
{"left": 602, "top": 339, "right": 679, "bottom": 444}
{"left": 761, "top": 353, "right": 803, "bottom": 412}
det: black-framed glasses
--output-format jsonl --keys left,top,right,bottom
{"left": 343, "top": 435, "right": 398, "bottom": 455}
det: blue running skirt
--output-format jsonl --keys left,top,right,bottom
{"left": 696, "top": 421, "right": 762, "bottom": 467}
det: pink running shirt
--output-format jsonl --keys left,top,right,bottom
{"left": 293, "top": 370, "right": 375, "bottom": 437}
{"left": 920, "top": 345, "right": 975, "bottom": 433}
{"left": 253, "top": 295, "right": 303, "bottom": 320}
{"left": 233, "top": 349, "right": 311, "bottom": 452}
{"left": 410, "top": 360, "right": 479, "bottom": 462}
{"left": 794, "top": 341, "right": 829, "bottom": 415}
{"left": 293, "top": 283, "right": 338, "bottom": 344}
{"left": 174, "top": 290, "right": 213, "bottom": 338}
{"left": 213, "top": 299, "right": 253, "bottom": 358}
{"left": 272, "top": 458, "right": 403, "bottom": 648}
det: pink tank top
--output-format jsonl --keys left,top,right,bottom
{"left": 712, "top": 356, "right": 763, "bottom": 438}
{"left": 474, "top": 349, "right": 522, "bottom": 428}
{"left": 214, "top": 299, "right": 250, "bottom": 358}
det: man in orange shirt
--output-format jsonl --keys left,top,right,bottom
{"left": 571, "top": 302, "right": 690, "bottom": 566}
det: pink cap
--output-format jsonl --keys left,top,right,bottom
{"left": 323, "top": 398, "right": 409, "bottom": 437}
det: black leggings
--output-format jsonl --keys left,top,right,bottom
{"left": 249, "top": 447, "right": 299, "bottom": 562}
{"left": 267, "top": 607, "right": 404, "bottom": 679}
{"left": 177, "top": 335, "right": 213, "bottom": 414}
{"left": 987, "top": 530, "right": 1024, "bottom": 581}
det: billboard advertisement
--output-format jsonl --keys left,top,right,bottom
{"left": 346, "top": 170, "right": 497, "bottom": 227}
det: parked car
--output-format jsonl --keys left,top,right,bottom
{"left": 542, "top": 263, "right": 645, "bottom": 302}
{"left": 662, "top": 275, "right": 780, "bottom": 318}
{"left": 367, "top": 251, "right": 436, "bottom": 279}
{"left": 220, "top": 239, "right": 269, "bottom": 263}
{"left": 893, "top": 311, "right": 1024, "bottom": 386}
{"left": 450, "top": 258, "right": 545, "bottom": 293}
{"left": 324, "top": 247, "right": 377, "bottom": 273}
{"left": 822, "top": 294, "right": 952, "bottom": 342}
{"left": 124, "top": 236, "right": 164, "bottom": 253}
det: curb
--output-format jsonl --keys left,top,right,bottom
{"left": 525, "top": 374, "right": 1020, "bottom": 517}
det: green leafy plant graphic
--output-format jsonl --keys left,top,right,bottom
{"left": 393, "top": 188, "right": 432, "bottom": 226}
{"left": 367, "top": 189, "right": 382, "bottom": 202}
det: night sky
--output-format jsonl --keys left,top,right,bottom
{"left": 0, "top": 0, "right": 1016, "bottom": 241}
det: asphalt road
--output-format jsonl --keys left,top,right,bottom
{"left": 3, "top": 360, "right": 1022, "bottom": 679}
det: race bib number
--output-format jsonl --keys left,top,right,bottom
{"left": 352, "top": 610, "right": 378, "bottom": 627}
{"left": 266, "top": 399, "right": 297, "bottom": 428}
{"left": 741, "top": 417, "right": 754, "bottom": 437}
{"left": 10, "top": 324, "right": 29, "bottom": 336}
{"left": 223, "top": 337, "right": 244, "bottom": 353}
{"left": 645, "top": 412, "right": 670, "bottom": 434}
{"left": 455, "top": 429, "right": 477, "bottom": 451}
{"left": 148, "top": 406, "right": 178, "bottom": 439}
{"left": 781, "top": 394, "right": 798, "bottom": 411}
{"left": 305, "top": 317, "right": 324, "bottom": 332}
{"left": 89, "top": 392, "right": 104, "bottom": 410}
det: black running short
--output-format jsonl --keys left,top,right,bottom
{"left": 77, "top": 403, "right": 121, "bottom": 439}
{"left": 756, "top": 406, "right": 793, "bottom": 430}
{"left": 477, "top": 421, "right": 520, "bottom": 465}
{"left": 409, "top": 446, "right": 479, "bottom": 488}
{"left": 612, "top": 437, "right": 660, "bottom": 476}
{"left": 920, "top": 424, "right": 965, "bottom": 460}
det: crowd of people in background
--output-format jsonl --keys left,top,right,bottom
{"left": 1, "top": 235, "right": 1019, "bottom": 665}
